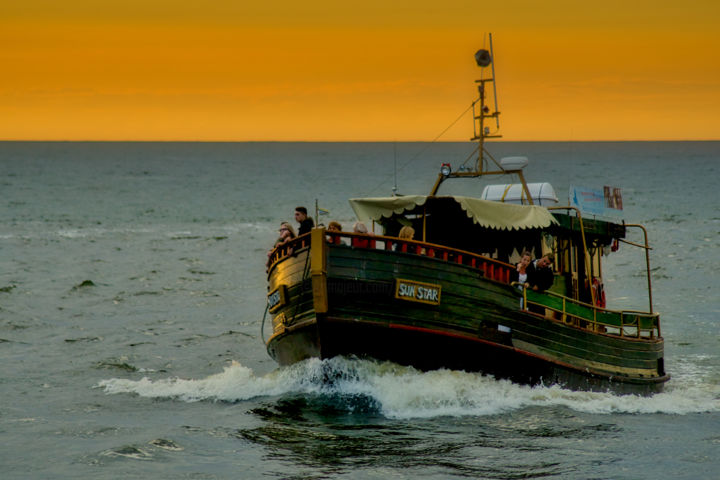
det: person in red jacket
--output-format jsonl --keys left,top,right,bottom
{"left": 351, "top": 222, "right": 375, "bottom": 248}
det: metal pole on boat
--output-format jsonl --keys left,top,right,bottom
{"left": 625, "top": 224, "right": 654, "bottom": 314}
{"left": 549, "top": 206, "right": 596, "bottom": 306}
{"left": 392, "top": 141, "right": 398, "bottom": 196}
{"left": 423, "top": 205, "right": 427, "bottom": 242}
{"left": 472, "top": 37, "right": 501, "bottom": 175}
{"left": 489, "top": 33, "right": 500, "bottom": 130}
{"left": 478, "top": 82, "right": 486, "bottom": 172}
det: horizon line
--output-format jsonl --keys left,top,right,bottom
{"left": 2, "top": 138, "right": 719, "bottom": 143}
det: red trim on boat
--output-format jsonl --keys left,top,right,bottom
{"left": 386, "top": 322, "right": 665, "bottom": 383}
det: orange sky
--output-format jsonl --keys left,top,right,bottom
{"left": 2, "top": 1, "right": 719, "bottom": 141}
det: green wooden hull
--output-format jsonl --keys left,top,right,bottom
{"left": 266, "top": 238, "right": 668, "bottom": 395}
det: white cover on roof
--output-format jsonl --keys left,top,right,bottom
{"left": 480, "top": 183, "right": 559, "bottom": 206}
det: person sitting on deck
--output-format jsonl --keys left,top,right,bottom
{"left": 394, "top": 225, "right": 422, "bottom": 253}
{"left": 398, "top": 225, "right": 415, "bottom": 240}
{"left": 526, "top": 253, "right": 555, "bottom": 292}
{"left": 295, "top": 206, "right": 314, "bottom": 236}
{"left": 326, "top": 221, "right": 343, "bottom": 244}
{"left": 351, "top": 222, "right": 375, "bottom": 248}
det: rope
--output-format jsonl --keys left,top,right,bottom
{"left": 289, "top": 245, "right": 312, "bottom": 325}
{"left": 260, "top": 302, "right": 269, "bottom": 344}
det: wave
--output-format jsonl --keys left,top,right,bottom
{"left": 4, "top": 222, "right": 272, "bottom": 241}
{"left": 97, "top": 356, "right": 720, "bottom": 419}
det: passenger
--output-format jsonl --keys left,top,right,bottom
{"left": 351, "top": 222, "right": 375, "bottom": 248}
{"left": 267, "top": 222, "right": 296, "bottom": 269}
{"left": 295, "top": 206, "right": 315, "bottom": 236}
{"left": 526, "top": 252, "right": 555, "bottom": 292}
{"left": 276, "top": 222, "right": 296, "bottom": 246}
{"left": 327, "top": 221, "right": 342, "bottom": 244}
{"left": 394, "top": 225, "right": 414, "bottom": 253}
{"left": 511, "top": 250, "right": 533, "bottom": 289}
{"left": 395, "top": 225, "right": 425, "bottom": 254}
{"left": 398, "top": 226, "right": 415, "bottom": 240}
{"left": 353, "top": 222, "right": 368, "bottom": 233}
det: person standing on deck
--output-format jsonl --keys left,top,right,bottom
{"left": 511, "top": 250, "right": 533, "bottom": 290}
{"left": 526, "top": 253, "right": 555, "bottom": 292}
{"left": 295, "top": 207, "right": 314, "bottom": 236}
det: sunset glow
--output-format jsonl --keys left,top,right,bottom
{"left": 2, "top": 1, "right": 719, "bottom": 141}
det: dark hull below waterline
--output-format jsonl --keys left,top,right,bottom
{"left": 267, "top": 317, "right": 668, "bottom": 396}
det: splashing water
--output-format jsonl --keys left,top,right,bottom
{"left": 98, "top": 356, "right": 720, "bottom": 419}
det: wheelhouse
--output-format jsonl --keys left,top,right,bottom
{"left": 349, "top": 194, "right": 640, "bottom": 310}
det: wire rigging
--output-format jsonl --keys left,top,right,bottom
{"left": 367, "top": 102, "right": 476, "bottom": 196}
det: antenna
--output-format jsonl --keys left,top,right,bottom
{"left": 489, "top": 33, "right": 500, "bottom": 130}
{"left": 392, "top": 141, "right": 398, "bottom": 195}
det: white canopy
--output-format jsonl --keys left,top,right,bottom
{"left": 349, "top": 195, "right": 558, "bottom": 231}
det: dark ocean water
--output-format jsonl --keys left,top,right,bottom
{"left": 1, "top": 141, "right": 719, "bottom": 479}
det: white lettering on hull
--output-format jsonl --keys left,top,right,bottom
{"left": 395, "top": 279, "right": 442, "bottom": 305}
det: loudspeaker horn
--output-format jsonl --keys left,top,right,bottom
{"left": 474, "top": 49, "right": 492, "bottom": 67}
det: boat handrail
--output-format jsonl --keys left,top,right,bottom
{"left": 519, "top": 286, "right": 661, "bottom": 340}
{"left": 268, "top": 228, "right": 516, "bottom": 284}
{"left": 266, "top": 232, "right": 312, "bottom": 274}
{"left": 326, "top": 230, "right": 515, "bottom": 281}
{"left": 624, "top": 223, "right": 654, "bottom": 314}
{"left": 548, "top": 207, "right": 656, "bottom": 315}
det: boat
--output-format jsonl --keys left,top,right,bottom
{"left": 263, "top": 40, "right": 669, "bottom": 395}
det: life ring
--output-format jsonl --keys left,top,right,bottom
{"left": 592, "top": 278, "right": 606, "bottom": 308}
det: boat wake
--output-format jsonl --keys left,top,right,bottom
{"left": 98, "top": 356, "right": 720, "bottom": 419}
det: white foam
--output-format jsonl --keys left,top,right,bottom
{"left": 98, "top": 361, "right": 295, "bottom": 402}
{"left": 98, "top": 357, "right": 720, "bottom": 419}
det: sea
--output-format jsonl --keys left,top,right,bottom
{"left": 1, "top": 141, "right": 719, "bottom": 479}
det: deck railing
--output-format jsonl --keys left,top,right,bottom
{"left": 268, "top": 229, "right": 661, "bottom": 340}
{"left": 267, "top": 234, "right": 311, "bottom": 270}
{"left": 268, "top": 229, "right": 514, "bottom": 284}
{"left": 522, "top": 288, "right": 661, "bottom": 339}
{"left": 326, "top": 230, "right": 515, "bottom": 284}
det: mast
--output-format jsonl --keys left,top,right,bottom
{"left": 429, "top": 35, "right": 533, "bottom": 203}
{"left": 470, "top": 77, "right": 502, "bottom": 173}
